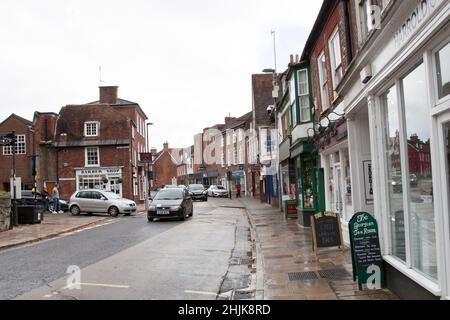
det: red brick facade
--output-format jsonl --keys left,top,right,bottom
{"left": 0, "top": 114, "right": 34, "bottom": 191}
{"left": 152, "top": 143, "right": 179, "bottom": 189}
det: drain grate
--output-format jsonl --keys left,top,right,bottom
{"left": 265, "top": 255, "right": 293, "bottom": 260}
{"left": 288, "top": 271, "right": 319, "bottom": 281}
{"left": 318, "top": 268, "right": 351, "bottom": 280}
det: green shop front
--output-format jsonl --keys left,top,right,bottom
{"left": 290, "top": 141, "right": 325, "bottom": 227}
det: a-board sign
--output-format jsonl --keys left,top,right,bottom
{"left": 286, "top": 200, "right": 298, "bottom": 218}
{"left": 349, "top": 212, "right": 384, "bottom": 290}
{"left": 311, "top": 211, "right": 344, "bottom": 256}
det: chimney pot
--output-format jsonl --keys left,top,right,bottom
{"left": 295, "top": 54, "right": 299, "bottom": 63}
{"left": 290, "top": 54, "right": 294, "bottom": 64}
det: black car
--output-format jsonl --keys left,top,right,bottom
{"left": 17, "top": 191, "right": 69, "bottom": 212}
{"left": 188, "top": 184, "right": 208, "bottom": 202}
{"left": 148, "top": 188, "right": 193, "bottom": 222}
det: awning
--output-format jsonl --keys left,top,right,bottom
{"left": 290, "top": 142, "right": 314, "bottom": 158}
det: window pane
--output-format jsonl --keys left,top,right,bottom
{"left": 436, "top": 42, "right": 450, "bottom": 99}
{"left": 298, "top": 70, "right": 309, "bottom": 95}
{"left": 299, "top": 96, "right": 311, "bottom": 122}
{"left": 402, "top": 62, "right": 437, "bottom": 280}
{"left": 382, "top": 85, "right": 407, "bottom": 262}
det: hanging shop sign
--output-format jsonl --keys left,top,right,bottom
{"left": 349, "top": 212, "right": 384, "bottom": 290}
{"left": 311, "top": 211, "right": 344, "bottom": 257}
{"left": 363, "top": 161, "right": 374, "bottom": 204}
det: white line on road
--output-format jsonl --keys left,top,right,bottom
{"left": 184, "top": 290, "right": 231, "bottom": 299}
{"left": 63, "top": 282, "right": 130, "bottom": 289}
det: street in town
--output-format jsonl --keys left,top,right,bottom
{"left": 0, "top": 197, "right": 397, "bottom": 300}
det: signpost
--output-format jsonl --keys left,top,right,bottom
{"left": 311, "top": 211, "right": 344, "bottom": 257}
{"left": 349, "top": 212, "right": 384, "bottom": 290}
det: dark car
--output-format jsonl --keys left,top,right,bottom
{"left": 18, "top": 191, "right": 69, "bottom": 212}
{"left": 148, "top": 188, "right": 193, "bottom": 222}
{"left": 188, "top": 184, "right": 207, "bottom": 202}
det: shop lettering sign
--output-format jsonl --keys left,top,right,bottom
{"left": 79, "top": 168, "right": 122, "bottom": 177}
{"left": 349, "top": 212, "right": 385, "bottom": 290}
{"left": 311, "top": 211, "right": 344, "bottom": 257}
{"left": 394, "top": 0, "right": 443, "bottom": 48}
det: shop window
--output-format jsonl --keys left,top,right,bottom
{"left": 436, "top": 41, "right": 450, "bottom": 100}
{"left": 382, "top": 85, "right": 407, "bottom": 262}
{"left": 382, "top": 62, "right": 438, "bottom": 281}
{"left": 298, "top": 69, "right": 311, "bottom": 123}
{"left": 343, "top": 149, "right": 352, "bottom": 209}
{"left": 402, "top": 63, "right": 437, "bottom": 280}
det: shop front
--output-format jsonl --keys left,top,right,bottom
{"left": 291, "top": 141, "right": 325, "bottom": 227}
{"left": 75, "top": 167, "right": 123, "bottom": 197}
{"left": 342, "top": 0, "right": 450, "bottom": 299}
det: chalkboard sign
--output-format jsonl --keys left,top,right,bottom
{"left": 311, "top": 212, "right": 344, "bottom": 257}
{"left": 286, "top": 200, "right": 298, "bottom": 218}
{"left": 349, "top": 212, "right": 384, "bottom": 290}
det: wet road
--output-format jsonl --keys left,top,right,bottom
{"left": 0, "top": 204, "right": 216, "bottom": 300}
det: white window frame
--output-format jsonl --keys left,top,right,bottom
{"left": 432, "top": 38, "right": 450, "bottom": 107}
{"left": 84, "top": 121, "right": 100, "bottom": 137}
{"left": 85, "top": 147, "right": 100, "bottom": 167}
{"left": 317, "top": 51, "right": 330, "bottom": 112}
{"left": 328, "top": 27, "right": 343, "bottom": 90}
{"left": 298, "top": 69, "right": 311, "bottom": 123}
{"left": 3, "top": 134, "right": 26, "bottom": 155}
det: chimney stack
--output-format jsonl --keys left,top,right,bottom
{"left": 295, "top": 54, "right": 299, "bottom": 63}
{"left": 290, "top": 54, "right": 294, "bottom": 64}
{"left": 163, "top": 142, "right": 169, "bottom": 152}
{"left": 99, "top": 86, "right": 119, "bottom": 104}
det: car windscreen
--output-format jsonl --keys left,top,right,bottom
{"left": 154, "top": 189, "right": 184, "bottom": 200}
{"left": 216, "top": 186, "right": 225, "bottom": 190}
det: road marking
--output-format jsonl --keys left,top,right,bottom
{"left": 43, "top": 294, "right": 52, "bottom": 298}
{"left": 63, "top": 282, "right": 130, "bottom": 289}
{"left": 184, "top": 290, "right": 231, "bottom": 298}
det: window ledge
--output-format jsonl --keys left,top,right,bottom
{"left": 383, "top": 255, "right": 441, "bottom": 296}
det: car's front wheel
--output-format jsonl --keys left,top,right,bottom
{"left": 70, "top": 205, "right": 81, "bottom": 216}
{"left": 108, "top": 206, "right": 119, "bottom": 217}
{"left": 148, "top": 217, "right": 154, "bottom": 222}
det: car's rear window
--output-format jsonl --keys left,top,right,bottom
{"left": 154, "top": 189, "right": 184, "bottom": 200}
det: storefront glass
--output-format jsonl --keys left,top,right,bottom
{"left": 436, "top": 41, "right": 450, "bottom": 100}
{"left": 343, "top": 148, "right": 352, "bottom": 212}
{"left": 303, "top": 157, "right": 314, "bottom": 209}
{"left": 382, "top": 85, "right": 407, "bottom": 262}
{"left": 402, "top": 63, "right": 437, "bottom": 280}
{"left": 296, "top": 157, "right": 303, "bottom": 208}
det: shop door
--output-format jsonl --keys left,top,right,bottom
{"left": 109, "top": 178, "right": 122, "bottom": 197}
{"left": 333, "top": 165, "right": 344, "bottom": 217}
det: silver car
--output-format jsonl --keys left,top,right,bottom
{"left": 207, "top": 185, "right": 229, "bottom": 198}
{"left": 69, "top": 190, "right": 137, "bottom": 217}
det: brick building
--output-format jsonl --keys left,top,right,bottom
{"left": 33, "top": 86, "right": 149, "bottom": 202}
{"left": 0, "top": 114, "right": 34, "bottom": 191}
{"left": 152, "top": 142, "right": 181, "bottom": 189}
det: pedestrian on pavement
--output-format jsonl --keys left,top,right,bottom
{"left": 52, "top": 184, "right": 63, "bottom": 214}
{"left": 42, "top": 187, "right": 49, "bottom": 212}
{"left": 236, "top": 182, "right": 241, "bottom": 198}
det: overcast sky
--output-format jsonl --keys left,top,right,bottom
{"left": 0, "top": 0, "right": 322, "bottom": 150}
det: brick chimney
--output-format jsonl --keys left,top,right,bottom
{"left": 163, "top": 142, "right": 169, "bottom": 152}
{"left": 99, "top": 86, "right": 119, "bottom": 104}
{"left": 225, "top": 117, "right": 236, "bottom": 126}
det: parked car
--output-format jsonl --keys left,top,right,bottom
{"left": 391, "top": 173, "right": 420, "bottom": 192}
{"left": 164, "top": 185, "right": 179, "bottom": 189}
{"left": 188, "top": 184, "right": 207, "bottom": 201}
{"left": 409, "top": 174, "right": 418, "bottom": 188}
{"left": 69, "top": 190, "right": 137, "bottom": 217}
{"left": 207, "top": 185, "right": 228, "bottom": 198}
{"left": 148, "top": 188, "right": 193, "bottom": 222}
{"left": 18, "top": 190, "right": 69, "bottom": 212}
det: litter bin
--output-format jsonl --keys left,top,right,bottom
{"left": 17, "top": 205, "right": 44, "bottom": 224}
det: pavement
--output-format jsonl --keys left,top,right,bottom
{"left": 237, "top": 197, "right": 400, "bottom": 300}
{"left": 0, "top": 204, "right": 146, "bottom": 252}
